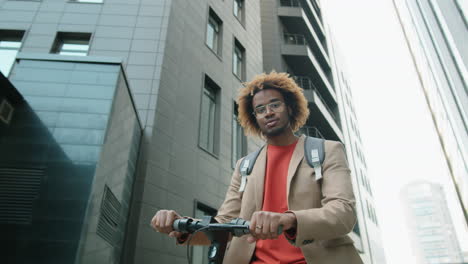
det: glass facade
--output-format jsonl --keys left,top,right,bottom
{"left": 402, "top": 182, "right": 463, "bottom": 263}
{"left": 0, "top": 56, "right": 141, "bottom": 264}
{"left": 402, "top": 0, "right": 468, "bottom": 221}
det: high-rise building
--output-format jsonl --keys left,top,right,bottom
{"left": 1, "top": 0, "right": 382, "bottom": 263}
{"left": 325, "top": 34, "right": 387, "bottom": 264}
{"left": 393, "top": 0, "right": 468, "bottom": 224}
{"left": 259, "top": 1, "right": 385, "bottom": 263}
{"left": 401, "top": 181, "right": 463, "bottom": 264}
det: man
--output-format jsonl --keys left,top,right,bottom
{"left": 152, "top": 72, "right": 363, "bottom": 263}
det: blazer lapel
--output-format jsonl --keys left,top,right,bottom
{"left": 253, "top": 147, "right": 267, "bottom": 211}
{"left": 286, "top": 135, "right": 306, "bottom": 199}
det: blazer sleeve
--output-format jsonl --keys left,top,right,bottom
{"left": 288, "top": 141, "right": 357, "bottom": 246}
{"left": 215, "top": 159, "right": 243, "bottom": 224}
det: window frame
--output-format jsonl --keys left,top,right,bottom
{"left": 191, "top": 200, "right": 217, "bottom": 264}
{"left": 0, "top": 30, "right": 25, "bottom": 77}
{"left": 233, "top": 0, "right": 245, "bottom": 25}
{"left": 231, "top": 102, "right": 247, "bottom": 168}
{"left": 232, "top": 38, "right": 246, "bottom": 81}
{"left": 205, "top": 7, "right": 223, "bottom": 58}
{"left": 51, "top": 32, "right": 92, "bottom": 56}
{"left": 198, "top": 74, "right": 221, "bottom": 157}
{"left": 69, "top": 0, "right": 103, "bottom": 3}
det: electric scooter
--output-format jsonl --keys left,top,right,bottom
{"left": 172, "top": 216, "right": 250, "bottom": 264}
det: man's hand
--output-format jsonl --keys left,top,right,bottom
{"left": 247, "top": 211, "right": 297, "bottom": 243}
{"left": 151, "top": 209, "right": 183, "bottom": 239}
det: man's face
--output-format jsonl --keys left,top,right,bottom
{"left": 252, "top": 89, "right": 291, "bottom": 137}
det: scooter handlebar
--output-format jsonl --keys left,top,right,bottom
{"left": 173, "top": 218, "right": 250, "bottom": 237}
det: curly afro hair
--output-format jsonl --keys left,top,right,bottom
{"left": 237, "top": 71, "right": 309, "bottom": 137}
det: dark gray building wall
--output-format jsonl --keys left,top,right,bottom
{"left": 124, "top": 0, "right": 264, "bottom": 263}
{"left": 0, "top": 0, "right": 171, "bottom": 129}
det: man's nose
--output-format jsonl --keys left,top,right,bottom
{"left": 264, "top": 107, "right": 275, "bottom": 116}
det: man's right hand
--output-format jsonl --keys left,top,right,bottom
{"left": 151, "top": 209, "right": 183, "bottom": 239}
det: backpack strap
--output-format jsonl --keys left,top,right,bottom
{"left": 238, "top": 146, "right": 264, "bottom": 192}
{"left": 237, "top": 136, "right": 325, "bottom": 192}
{"left": 304, "top": 136, "right": 325, "bottom": 181}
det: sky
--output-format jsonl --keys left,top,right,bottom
{"left": 323, "top": 0, "right": 468, "bottom": 263}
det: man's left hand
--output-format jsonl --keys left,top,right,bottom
{"left": 247, "top": 211, "right": 297, "bottom": 243}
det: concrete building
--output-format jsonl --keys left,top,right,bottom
{"left": 393, "top": 0, "right": 468, "bottom": 224}
{"left": 325, "top": 33, "right": 387, "bottom": 264}
{"left": 401, "top": 181, "right": 464, "bottom": 264}
{"left": 0, "top": 0, "right": 263, "bottom": 263}
{"left": 1, "top": 0, "right": 382, "bottom": 263}
{"left": 259, "top": 1, "right": 386, "bottom": 263}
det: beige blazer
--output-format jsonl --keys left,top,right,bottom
{"left": 215, "top": 135, "right": 363, "bottom": 264}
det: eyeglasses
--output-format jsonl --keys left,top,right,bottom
{"left": 253, "top": 101, "right": 285, "bottom": 117}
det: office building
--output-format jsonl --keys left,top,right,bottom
{"left": 1, "top": 0, "right": 384, "bottom": 263}
{"left": 325, "top": 34, "right": 387, "bottom": 263}
{"left": 401, "top": 181, "right": 463, "bottom": 264}
{"left": 393, "top": 0, "right": 468, "bottom": 223}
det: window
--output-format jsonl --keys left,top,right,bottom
{"left": 0, "top": 30, "right": 24, "bottom": 77}
{"left": 365, "top": 200, "right": 371, "bottom": 220}
{"left": 232, "top": 102, "right": 247, "bottom": 168}
{"left": 70, "top": 0, "right": 103, "bottom": 4}
{"left": 233, "top": 0, "right": 244, "bottom": 24}
{"left": 284, "top": 33, "right": 306, "bottom": 45}
{"left": 280, "top": 0, "right": 300, "bottom": 7}
{"left": 70, "top": 0, "right": 103, "bottom": 3}
{"left": 51, "top": 32, "right": 91, "bottom": 56}
{"left": 206, "top": 8, "right": 223, "bottom": 56}
{"left": 233, "top": 38, "right": 245, "bottom": 80}
{"left": 192, "top": 201, "right": 217, "bottom": 264}
{"left": 199, "top": 76, "right": 220, "bottom": 155}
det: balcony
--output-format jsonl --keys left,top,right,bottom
{"left": 300, "top": 87, "right": 342, "bottom": 142}
{"left": 293, "top": 75, "right": 313, "bottom": 89}
{"left": 291, "top": 75, "right": 342, "bottom": 141}
{"left": 279, "top": 0, "right": 327, "bottom": 53}
{"left": 307, "top": 0, "right": 323, "bottom": 27}
{"left": 298, "top": 126, "right": 324, "bottom": 139}
{"left": 282, "top": 33, "right": 336, "bottom": 102}
{"left": 280, "top": 0, "right": 300, "bottom": 7}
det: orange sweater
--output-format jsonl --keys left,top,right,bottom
{"left": 251, "top": 140, "right": 306, "bottom": 264}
